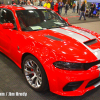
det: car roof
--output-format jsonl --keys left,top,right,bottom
{"left": 0, "top": 5, "right": 46, "bottom": 11}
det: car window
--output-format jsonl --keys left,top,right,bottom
{"left": 0, "top": 9, "right": 1, "bottom": 18}
{"left": 0, "top": 9, "right": 2, "bottom": 22}
{"left": 0, "top": 9, "right": 17, "bottom": 30}
{"left": 16, "top": 9, "right": 68, "bottom": 31}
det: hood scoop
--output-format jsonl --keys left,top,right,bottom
{"left": 45, "top": 35, "right": 62, "bottom": 41}
{"left": 84, "top": 39, "right": 97, "bottom": 46}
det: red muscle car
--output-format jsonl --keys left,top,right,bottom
{"left": 0, "top": 5, "right": 100, "bottom": 96}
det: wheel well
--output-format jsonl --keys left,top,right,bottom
{"left": 21, "top": 52, "right": 50, "bottom": 90}
{"left": 21, "top": 53, "right": 33, "bottom": 72}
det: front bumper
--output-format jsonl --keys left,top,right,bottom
{"left": 48, "top": 65, "right": 100, "bottom": 96}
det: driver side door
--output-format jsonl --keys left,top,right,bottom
{"left": 0, "top": 8, "right": 18, "bottom": 56}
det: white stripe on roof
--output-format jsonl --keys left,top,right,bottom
{"left": 23, "top": 6, "right": 35, "bottom": 9}
{"left": 23, "top": 6, "right": 46, "bottom": 9}
{"left": 35, "top": 6, "right": 46, "bottom": 9}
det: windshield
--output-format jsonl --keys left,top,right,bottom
{"left": 16, "top": 9, "right": 68, "bottom": 31}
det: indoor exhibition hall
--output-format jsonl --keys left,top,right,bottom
{"left": 0, "top": 0, "right": 100, "bottom": 100}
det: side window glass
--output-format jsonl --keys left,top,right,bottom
{"left": 0, "top": 9, "right": 17, "bottom": 30}
{"left": 1, "top": 9, "right": 14, "bottom": 24}
{"left": 0, "top": 9, "right": 2, "bottom": 23}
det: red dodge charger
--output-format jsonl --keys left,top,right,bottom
{"left": 0, "top": 5, "right": 100, "bottom": 96}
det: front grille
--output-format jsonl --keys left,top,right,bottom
{"left": 86, "top": 77, "right": 100, "bottom": 88}
{"left": 83, "top": 60, "right": 100, "bottom": 70}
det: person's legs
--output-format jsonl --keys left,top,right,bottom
{"left": 77, "top": 8, "right": 78, "bottom": 13}
{"left": 78, "top": 9, "right": 80, "bottom": 15}
{"left": 83, "top": 12, "right": 86, "bottom": 20}
{"left": 79, "top": 12, "right": 82, "bottom": 20}
{"left": 66, "top": 10, "right": 67, "bottom": 15}
{"left": 88, "top": 11, "right": 91, "bottom": 17}
{"left": 73, "top": 8, "right": 75, "bottom": 13}
{"left": 72, "top": 8, "right": 74, "bottom": 13}
{"left": 65, "top": 9, "right": 66, "bottom": 15}
{"left": 61, "top": 7, "right": 62, "bottom": 14}
{"left": 59, "top": 8, "right": 61, "bottom": 15}
{"left": 58, "top": 7, "right": 60, "bottom": 15}
{"left": 91, "top": 11, "right": 93, "bottom": 18}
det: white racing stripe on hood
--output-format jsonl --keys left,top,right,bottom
{"left": 50, "top": 28, "right": 89, "bottom": 43}
{"left": 65, "top": 27, "right": 100, "bottom": 60}
{"left": 64, "top": 27, "right": 96, "bottom": 40}
{"left": 50, "top": 28, "right": 100, "bottom": 60}
{"left": 66, "top": 27, "right": 100, "bottom": 60}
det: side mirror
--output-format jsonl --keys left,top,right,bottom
{"left": 2, "top": 23, "right": 14, "bottom": 29}
{"left": 62, "top": 17, "right": 68, "bottom": 22}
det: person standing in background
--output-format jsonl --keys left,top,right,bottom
{"left": 12, "top": 0, "right": 14, "bottom": 4}
{"left": 88, "top": 4, "right": 95, "bottom": 18}
{"left": 50, "top": 0, "right": 54, "bottom": 10}
{"left": 13, "top": 1, "right": 16, "bottom": 5}
{"left": 58, "top": 0, "right": 64, "bottom": 15}
{"left": 39, "top": 0, "right": 42, "bottom": 6}
{"left": 8, "top": 0, "right": 10, "bottom": 5}
{"left": 42, "top": 0, "right": 45, "bottom": 6}
{"left": 27, "top": 0, "right": 33, "bottom": 5}
{"left": 43, "top": 0, "right": 51, "bottom": 9}
{"left": 19, "top": 0, "right": 22, "bottom": 5}
{"left": 24, "top": 0, "right": 27, "bottom": 5}
{"left": 54, "top": 1, "right": 58, "bottom": 13}
{"left": 33, "top": 0, "right": 39, "bottom": 6}
{"left": 72, "top": 3, "right": 76, "bottom": 13}
{"left": 79, "top": 1, "right": 86, "bottom": 20}
{"left": 64, "top": 2, "right": 68, "bottom": 15}
{"left": 70, "top": 2, "right": 72, "bottom": 9}
{"left": 77, "top": 2, "right": 79, "bottom": 13}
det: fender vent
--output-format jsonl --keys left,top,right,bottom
{"left": 84, "top": 39, "right": 97, "bottom": 46}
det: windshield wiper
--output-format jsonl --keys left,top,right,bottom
{"left": 33, "top": 29, "right": 43, "bottom": 31}
{"left": 47, "top": 26, "right": 61, "bottom": 29}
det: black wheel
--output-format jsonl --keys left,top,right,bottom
{"left": 22, "top": 55, "right": 49, "bottom": 92}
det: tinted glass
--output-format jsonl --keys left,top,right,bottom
{"left": 0, "top": 9, "right": 15, "bottom": 24}
{"left": 16, "top": 9, "right": 68, "bottom": 31}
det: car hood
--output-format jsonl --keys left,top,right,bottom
{"left": 26, "top": 26, "right": 100, "bottom": 63}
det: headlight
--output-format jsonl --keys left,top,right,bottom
{"left": 53, "top": 61, "right": 84, "bottom": 71}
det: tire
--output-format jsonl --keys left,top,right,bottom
{"left": 22, "top": 55, "right": 49, "bottom": 92}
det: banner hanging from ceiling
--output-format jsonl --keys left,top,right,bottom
{"left": 87, "top": 0, "right": 100, "bottom": 3}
